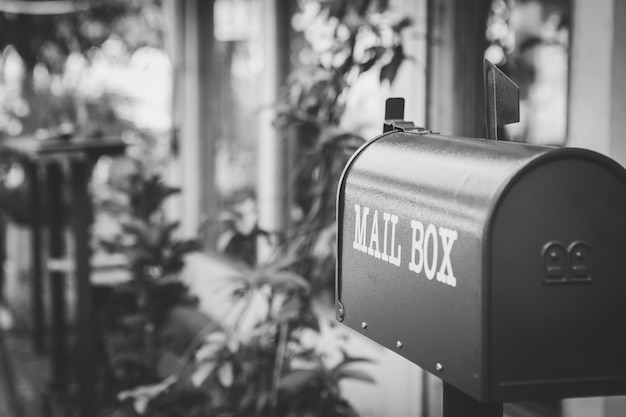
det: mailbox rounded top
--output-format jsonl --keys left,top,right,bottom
{"left": 337, "top": 130, "right": 626, "bottom": 242}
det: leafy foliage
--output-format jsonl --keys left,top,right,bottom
{"left": 150, "top": 2, "right": 414, "bottom": 416}
{"left": 273, "top": 0, "right": 410, "bottom": 292}
{"left": 0, "top": 154, "right": 34, "bottom": 224}
{"left": 100, "top": 161, "right": 200, "bottom": 279}
{"left": 0, "top": 0, "right": 163, "bottom": 72}
{"left": 216, "top": 199, "right": 268, "bottom": 268}
{"left": 95, "top": 1, "right": 413, "bottom": 415}
{"left": 112, "top": 260, "right": 371, "bottom": 417}
{"left": 0, "top": 1, "right": 169, "bottom": 223}
{"left": 95, "top": 139, "right": 201, "bottom": 404}
{"left": 0, "top": 0, "right": 165, "bottom": 136}
{"left": 180, "top": 3, "right": 413, "bottom": 414}
{"left": 277, "top": 0, "right": 410, "bottom": 131}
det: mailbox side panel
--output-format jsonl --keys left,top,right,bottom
{"left": 489, "top": 151, "right": 626, "bottom": 401}
{"left": 336, "top": 132, "right": 544, "bottom": 400}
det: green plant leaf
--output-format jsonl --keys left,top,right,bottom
{"left": 256, "top": 271, "right": 311, "bottom": 294}
{"left": 217, "top": 361, "right": 234, "bottom": 388}
{"left": 190, "top": 361, "right": 217, "bottom": 388}
{"left": 380, "top": 44, "right": 405, "bottom": 84}
{"left": 279, "top": 369, "right": 320, "bottom": 392}
{"left": 333, "top": 368, "right": 375, "bottom": 384}
{"left": 157, "top": 351, "right": 185, "bottom": 379}
{"left": 333, "top": 353, "right": 373, "bottom": 370}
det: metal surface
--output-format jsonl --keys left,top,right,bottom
{"left": 484, "top": 59, "right": 519, "bottom": 140}
{"left": 336, "top": 128, "right": 626, "bottom": 402}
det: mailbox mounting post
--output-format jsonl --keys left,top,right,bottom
{"left": 443, "top": 383, "right": 503, "bottom": 417}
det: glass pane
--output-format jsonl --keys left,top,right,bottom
{"left": 213, "top": 0, "right": 264, "bottom": 208}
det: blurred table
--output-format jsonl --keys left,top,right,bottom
{"left": 0, "top": 135, "right": 125, "bottom": 417}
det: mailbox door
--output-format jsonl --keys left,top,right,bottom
{"left": 489, "top": 150, "right": 626, "bottom": 401}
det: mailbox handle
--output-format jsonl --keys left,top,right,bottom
{"left": 483, "top": 59, "right": 520, "bottom": 140}
{"left": 383, "top": 97, "right": 430, "bottom": 133}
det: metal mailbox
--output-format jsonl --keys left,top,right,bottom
{"left": 336, "top": 123, "right": 626, "bottom": 402}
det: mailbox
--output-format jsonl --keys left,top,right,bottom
{"left": 336, "top": 113, "right": 626, "bottom": 403}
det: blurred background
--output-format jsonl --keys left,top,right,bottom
{"left": 0, "top": 0, "right": 623, "bottom": 416}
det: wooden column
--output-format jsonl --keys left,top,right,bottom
{"left": 170, "top": 0, "right": 220, "bottom": 246}
{"left": 426, "top": 0, "right": 492, "bottom": 138}
{"left": 163, "top": 0, "right": 185, "bottom": 224}
{"left": 568, "top": 0, "right": 626, "bottom": 167}
{"left": 70, "top": 159, "right": 96, "bottom": 417}
{"left": 46, "top": 163, "right": 68, "bottom": 401}
{"left": 26, "top": 161, "right": 45, "bottom": 354}
{"left": 609, "top": 0, "right": 626, "bottom": 164}
{"left": 256, "top": 0, "right": 292, "bottom": 262}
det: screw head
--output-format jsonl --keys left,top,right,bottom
{"left": 396, "top": 340, "right": 403, "bottom": 349}
{"left": 550, "top": 251, "right": 559, "bottom": 260}
{"left": 576, "top": 251, "right": 583, "bottom": 259}
{"left": 436, "top": 363, "right": 444, "bottom": 372}
{"left": 361, "top": 322, "right": 368, "bottom": 329}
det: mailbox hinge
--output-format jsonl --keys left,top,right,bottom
{"left": 336, "top": 299, "right": 345, "bottom": 322}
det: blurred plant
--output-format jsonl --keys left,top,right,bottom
{"left": 280, "top": 0, "right": 410, "bottom": 128}
{"left": 286, "top": 132, "right": 364, "bottom": 291}
{"left": 274, "top": 0, "right": 411, "bottom": 292}
{"left": 0, "top": 1, "right": 170, "bottom": 225}
{"left": 219, "top": 0, "right": 411, "bottom": 291}
{"left": 101, "top": 173, "right": 199, "bottom": 281}
{"left": 109, "top": 260, "right": 372, "bottom": 417}
{"left": 0, "top": 153, "right": 33, "bottom": 225}
{"left": 0, "top": 0, "right": 164, "bottom": 135}
{"left": 215, "top": 198, "right": 268, "bottom": 268}
{"left": 96, "top": 140, "right": 200, "bottom": 399}
{"left": 99, "top": 1, "right": 413, "bottom": 415}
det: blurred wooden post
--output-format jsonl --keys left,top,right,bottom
{"left": 163, "top": 0, "right": 185, "bottom": 225}
{"left": 167, "top": 0, "right": 220, "bottom": 247}
{"left": 568, "top": 0, "right": 626, "bottom": 166}
{"left": 426, "top": 0, "right": 492, "bottom": 138}
{"left": 256, "top": 0, "right": 292, "bottom": 263}
{"left": 26, "top": 161, "right": 45, "bottom": 354}
{"left": 70, "top": 158, "right": 96, "bottom": 417}
{"left": 45, "top": 163, "right": 68, "bottom": 402}
{"left": 0, "top": 136, "right": 125, "bottom": 417}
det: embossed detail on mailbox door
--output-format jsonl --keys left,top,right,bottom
{"left": 542, "top": 241, "right": 593, "bottom": 285}
{"left": 569, "top": 241, "right": 593, "bottom": 282}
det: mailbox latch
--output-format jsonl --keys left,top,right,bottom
{"left": 383, "top": 98, "right": 431, "bottom": 134}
